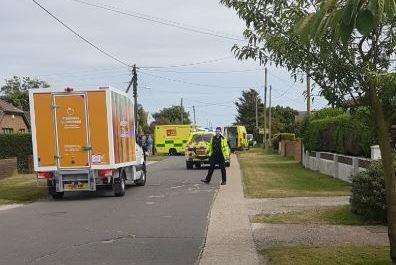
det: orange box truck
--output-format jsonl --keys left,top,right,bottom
{"left": 29, "top": 86, "right": 146, "bottom": 199}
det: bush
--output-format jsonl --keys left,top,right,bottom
{"left": 0, "top": 133, "right": 33, "bottom": 173}
{"left": 272, "top": 133, "right": 296, "bottom": 150}
{"left": 350, "top": 162, "right": 387, "bottom": 223}
{"left": 301, "top": 108, "right": 375, "bottom": 157}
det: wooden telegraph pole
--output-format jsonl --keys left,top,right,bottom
{"left": 126, "top": 65, "right": 138, "bottom": 134}
{"left": 263, "top": 68, "right": 268, "bottom": 149}
{"left": 193, "top": 105, "right": 196, "bottom": 125}
{"left": 180, "top": 97, "right": 184, "bottom": 124}
{"left": 269, "top": 85, "right": 272, "bottom": 145}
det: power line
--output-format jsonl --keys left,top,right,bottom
{"left": 139, "top": 70, "right": 254, "bottom": 89}
{"left": 31, "top": 0, "right": 132, "bottom": 67}
{"left": 140, "top": 56, "right": 234, "bottom": 69}
{"left": 34, "top": 55, "right": 236, "bottom": 78}
{"left": 67, "top": 0, "right": 244, "bottom": 42}
{"left": 142, "top": 68, "right": 264, "bottom": 74}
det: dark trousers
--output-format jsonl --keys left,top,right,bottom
{"left": 206, "top": 156, "right": 226, "bottom": 183}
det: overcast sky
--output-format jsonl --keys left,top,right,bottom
{"left": 1, "top": 0, "right": 328, "bottom": 127}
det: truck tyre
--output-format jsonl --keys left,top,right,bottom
{"left": 135, "top": 170, "right": 147, "bottom": 186}
{"left": 186, "top": 161, "right": 193, "bottom": 169}
{"left": 113, "top": 174, "right": 126, "bottom": 197}
{"left": 195, "top": 163, "right": 202, "bottom": 169}
{"left": 48, "top": 180, "right": 64, "bottom": 200}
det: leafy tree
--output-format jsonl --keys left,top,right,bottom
{"left": 1, "top": 76, "right": 49, "bottom": 111}
{"left": 151, "top": 105, "right": 191, "bottom": 126}
{"left": 235, "top": 89, "right": 264, "bottom": 135}
{"left": 221, "top": 0, "right": 396, "bottom": 261}
{"left": 136, "top": 104, "right": 150, "bottom": 135}
{"left": 271, "top": 106, "right": 299, "bottom": 135}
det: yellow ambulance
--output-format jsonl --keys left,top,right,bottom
{"left": 224, "top": 125, "right": 249, "bottom": 151}
{"left": 154, "top": 125, "right": 193, "bottom": 155}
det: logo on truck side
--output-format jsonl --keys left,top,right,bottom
{"left": 62, "top": 106, "right": 82, "bottom": 129}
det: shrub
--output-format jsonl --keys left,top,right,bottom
{"left": 0, "top": 133, "right": 33, "bottom": 173}
{"left": 350, "top": 161, "right": 387, "bottom": 223}
{"left": 301, "top": 108, "right": 375, "bottom": 157}
{"left": 272, "top": 133, "right": 296, "bottom": 150}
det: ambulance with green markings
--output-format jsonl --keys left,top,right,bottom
{"left": 154, "top": 125, "right": 193, "bottom": 155}
{"left": 185, "top": 131, "right": 230, "bottom": 169}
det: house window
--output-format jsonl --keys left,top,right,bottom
{"left": 2, "top": 128, "right": 14, "bottom": 134}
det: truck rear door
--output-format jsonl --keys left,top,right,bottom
{"left": 53, "top": 94, "right": 90, "bottom": 169}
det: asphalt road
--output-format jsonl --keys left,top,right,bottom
{"left": 0, "top": 157, "right": 220, "bottom": 265}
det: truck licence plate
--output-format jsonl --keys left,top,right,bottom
{"left": 197, "top": 150, "right": 206, "bottom": 156}
{"left": 64, "top": 182, "right": 89, "bottom": 191}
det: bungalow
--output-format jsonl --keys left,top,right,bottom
{"left": 0, "top": 99, "right": 30, "bottom": 134}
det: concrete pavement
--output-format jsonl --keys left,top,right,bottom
{"left": 0, "top": 157, "right": 218, "bottom": 265}
{"left": 199, "top": 154, "right": 260, "bottom": 265}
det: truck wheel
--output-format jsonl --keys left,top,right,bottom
{"left": 48, "top": 187, "right": 64, "bottom": 200}
{"left": 48, "top": 180, "right": 64, "bottom": 200}
{"left": 195, "top": 163, "right": 202, "bottom": 169}
{"left": 135, "top": 170, "right": 147, "bottom": 186}
{"left": 186, "top": 161, "right": 193, "bottom": 169}
{"left": 113, "top": 174, "right": 126, "bottom": 197}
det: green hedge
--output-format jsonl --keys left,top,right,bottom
{"left": 301, "top": 108, "right": 375, "bottom": 157}
{"left": 350, "top": 161, "right": 387, "bottom": 223}
{"left": 0, "top": 133, "right": 33, "bottom": 173}
{"left": 272, "top": 133, "right": 296, "bottom": 150}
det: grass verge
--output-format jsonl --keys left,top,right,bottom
{"left": 262, "top": 245, "right": 390, "bottom": 265}
{"left": 252, "top": 205, "right": 384, "bottom": 226}
{"left": 0, "top": 174, "right": 47, "bottom": 206}
{"left": 238, "top": 148, "right": 351, "bottom": 198}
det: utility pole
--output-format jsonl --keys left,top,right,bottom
{"left": 193, "top": 105, "right": 196, "bottom": 126}
{"left": 269, "top": 85, "right": 272, "bottom": 145}
{"left": 306, "top": 74, "right": 311, "bottom": 115}
{"left": 126, "top": 64, "right": 138, "bottom": 134}
{"left": 180, "top": 97, "right": 184, "bottom": 124}
{"left": 263, "top": 67, "right": 268, "bottom": 149}
{"left": 255, "top": 96, "right": 259, "bottom": 130}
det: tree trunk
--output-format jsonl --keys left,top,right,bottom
{"left": 369, "top": 86, "right": 396, "bottom": 263}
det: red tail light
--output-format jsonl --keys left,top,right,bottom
{"left": 37, "top": 172, "right": 54, "bottom": 179}
{"left": 98, "top": 169, "right": 113, "bottom": 178}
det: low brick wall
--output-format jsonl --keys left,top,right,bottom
{"left": 0, "top": 158, "right": 17, "bottom": 180}
{"left": 279, "top": 139, "right": 302, "bottom": 162}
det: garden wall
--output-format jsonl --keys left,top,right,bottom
{"left": 279, "top": 139, "right": 302, "bottom": 162}
{"left": 0, "top": 157, "right": 17, "bottom": 180}
{"left": 302, "top": 150, "right": 373, "bottom": 183}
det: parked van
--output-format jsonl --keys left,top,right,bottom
{"left": 154, "top": 125, "right": 192, "bottom": 155}
{"left": 29, "top": 86, "right": 146, "bottom": 199}
{"left": 224, "top": 125, "right": 248, "bottom": 151}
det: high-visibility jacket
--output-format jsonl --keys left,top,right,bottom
{"left": 208, "top": 135, "right": 230, "bottom": 159}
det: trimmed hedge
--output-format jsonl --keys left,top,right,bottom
{"left": 272, "top": 133, "right": 296, "bottom": 150}
{"left": 350, "top": 161, "right": 387, "bottom": 223}
{"left": 0, "top": 133, "right": 32, "bottom": 173}
{"left": 302, "top": 108, "right": 375, "bottom": 157}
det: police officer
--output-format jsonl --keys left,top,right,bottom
{"left": 201, "top": 127, "right": 230, "bottom": 185}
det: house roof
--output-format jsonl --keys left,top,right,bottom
{"left": 0, "top": 99, "right": 30, "bottom": 128}
{"left": 0, "top": 99, "right": 24, "bottom": 114}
